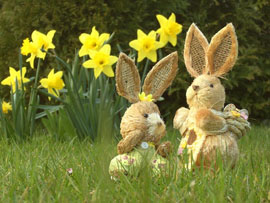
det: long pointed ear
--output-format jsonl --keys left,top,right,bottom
{"left": 207, "top": 23, "right": 238, "bottom": 76}
{"left": 142, "top": 52, "right": 178, "bottom": 100}
{"left": 116, "top": 53, "right": 141, "bottom": 103}
{"left": 184, "top": 23, "right": 209, "bottom": 77}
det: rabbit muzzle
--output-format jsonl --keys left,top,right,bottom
{"left": 146, "top": 113, "right": 165, "bottom": 138}
{"left": 192, "top": 85, "right": 199, "bottom": 91}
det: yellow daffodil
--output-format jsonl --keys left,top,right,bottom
{"left": 32, "top": 30, "right": 56, "bottom": 51}
{"left": 40, "top": 69, "right": 65, "bottom": 100}
{"left": 180, "top": 141, "right": 187, "bottom": 149}
{"left": 2, "top": 101, "right": 12, "bottom": 114}
{"left": 156, "top": 13, "right": 182, "bottom": 47}
{"left": 138, "top": 92, "right": 153, "bottom": 102}
{"left": 231, "top": 110, "right": 241, "bottom": 117}
{"left": 1, "top": 67, "right": 30, "bottom": 92}
{"left": 83, "top": 44, "right": 118, "bottom": 79}
{"left": 129, "top": 30, "right": 162, "bottom": 62}
{"left": 21, "top": 30, "right": 56, "bottom": 68}
{"left": 79, "top": 26, "right": 110, "bottom": 57}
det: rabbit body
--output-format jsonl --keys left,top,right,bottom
{"left": 118, "top": 101, "right": 169, "bottom": 155}
{"left": 109, "top": 101, "right": 170, "bottom": 177}
{"left": 109, "top": 52, "right": 178, "bottom": 177}
{"left": 174, "top": 75, "right": 239, "bottom": 169}
{"left": 174, "top": 23, "right": 249, "bottom": 169}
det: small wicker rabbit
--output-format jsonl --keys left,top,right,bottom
{"left": 173, "top": 23, "right": 250, "bottom": 169}
{"left": 109, "top": 52, "right": 178, "bottom": 177}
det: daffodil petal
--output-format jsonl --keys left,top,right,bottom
{"left": 83, "top": 60, "right": 96, "bottom": 68}
{"left": 99, "top": 33, "right": 110, "bottom": 44}
{"left": 103, "top": 66, "right": 114, "bottom": 77}
{"left": 1, "top": 77, "right": 11, "bottom": 85}
{"left": 100, "top": 44, "right": 111, "bottom": 55}
{"left": 168, "top": 35, "right": 177, "bottom": 46}
{"left": 27, "top": 54, "right": 36, "bottom": 69}
{"left": 146, "top": 51, "right": 157, "bottom": 62}
{"left": 108, "top": 56, "right": 118, "bottom": 66}
{"left": 137, "top": 50, "right": 147, "bottom": 62}
{"left": 91, "top": 26, "right": 99, "bottom": 38}
{"left": 48, "top": 88, "right": 58, "bottom": 97}
{"left": 137, "top": 29, "right": 146, "bottom": 39}
{"left": 21, "top": 67, "right": 27, "bottom": 77}
{"left": 156, "top": 28, "right": 162, "bottom": 34}
{"left": 23, "top": 78, "right": 30, "bottom": 83}
{"left": 21, "top": 38, "right": 31, "bottom": 55}
{"left": 156, "top": 41, "right": 164, "bottom": 49}
{"left": 159, "top": 34, "right": 169, "bottom": 47}
{"left": 149, "top": 30, "right": 156, "bottom": 39}
{"left": 31, "top": 30, "right": 40, "bottom": 43}
{"left": 79, "top": 33, "right": 90, "bottom": 44}
{"left": 156, "top": 14, "right": 168, "bottom": 27}
{"left": 47, "top": 43, "right": 55, "bottom": 50}
{"left": 174, "top": 24, "right": 183, "bottom": 35}
{"left": 79, "top": 45, "right": 90, "bottom": 57}
{"left": 94, "top": 67, "right": 103, "bottom": 79}
{"left": 129, "top": 40, "right": 140, "bottom": 50}
{"left": 47, "top": 30, "right": 56, "bottom": 40}
{"left": 40, "top": 78, "right": 49, "bottom": 88}
{"left": 36, "top": 49, "right": 46, "bottom": 60}
{"left": 168, "top": 13, "right": 176, "bottom": 22}
{"left": 55, "top": 71, "right": 63, "bottom": 78}
{"left": 9, "top": 67, "right": 17, "bottom": 76}
{"left": 89, "top": 50, "right": 97, "bottom": 59}
{"left": 48, "top": 69, "right": 55, "bottom": 78}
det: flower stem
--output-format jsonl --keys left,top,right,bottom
{"left": 141, "top": 59, "right": 149, "bottom": 84}
{"left": 34, "top": 59, "right": 41, "bottom": 89}
{"left": 28, "top": 58, "right": 41, "bottom": 136}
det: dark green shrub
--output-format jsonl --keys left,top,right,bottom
{"left": 0, "top": 0, "right": 269, "bottom": 122}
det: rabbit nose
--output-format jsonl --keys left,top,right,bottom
{"left": 157, "top": 122, "right": 163, "bottom": 126}
{"left": 192, "top": 85, "right": 199, "bottom": 91}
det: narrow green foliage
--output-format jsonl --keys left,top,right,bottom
{"left": 0, "top": 126, "right": 269, "bottom": 201}
{"left": 0, "top": 55, "right": 41, "bottom": 139}
{"left": 0, "top": 0, "right": 269, "bottom": 120}
{"left": 41, "top": 109, "right": 77, "bottom": 140}
{"left": 52, "top": 52, "right": 127, "bottom": 140}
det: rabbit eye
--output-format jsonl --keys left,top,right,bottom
{"left": 210, "top": 84, "right": 214, "bottom": 88}
{"left": 144, "top": 113, "right": 148, "bottom": 118}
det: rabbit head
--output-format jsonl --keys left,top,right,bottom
{"left": 184, "top": 23, "right": 238, "bottom": 111}
{"left": 116, "top": 52, "right": 178, "bottom": 144}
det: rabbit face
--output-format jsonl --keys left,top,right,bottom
{"left": 146, "top": 112, "right": 166, "bottom": 143}
{"left": 182, "top": 23, "right": 238, "bottom": 111}
{"left": 120, "top": 101, "right": 166, "bottom": 143}
{"left": 186, "top": 74, "right": 225, "bottom": 110}
{"left": 115, "top": 52, "right": 177, "bottom": 153}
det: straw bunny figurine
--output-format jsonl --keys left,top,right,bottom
{"left": 173, "top": 23, "right": 250, "bottom": 169}
{"left": 109, "top": 52, "right": 178, "bottom": 177}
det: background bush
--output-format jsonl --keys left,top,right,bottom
{"left": 0, "top": 0, "right": 269, "bottom": 122}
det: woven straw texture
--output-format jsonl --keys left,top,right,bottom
{"left": 143, "top": 52, "right": 178, "bottom": 100}
{"left": 213, "top": 33, "right": 232, "bottom": 72}
{"left": 116, "top": 53, "right": 141, "bottom": 103}
{"left": 190, "top": 36, "right": 207, "bottom": 75}
{"left": 207, "top": 23, "right": 238, "bottom": 76}
{"left": 184, "top": 23, "right": 209, "bottom": 77}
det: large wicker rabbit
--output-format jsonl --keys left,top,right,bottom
{"left": 173, "top": 23, "right": 250, "bottom": 169}
{"left": 109, "top": 52, "right": 178, "bottom": 177}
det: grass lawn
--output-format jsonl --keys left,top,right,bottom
{"left": 0, "top": 125, "right": 269, "bottom": 202}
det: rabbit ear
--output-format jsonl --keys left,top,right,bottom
{"left": 116, "top": 53, "right": 141, "bottom": 103}
{"left": 143, "top": 52, "right": 178, "bottom": 100}
{"left": 184, "top": 23, "right": 209, "bottom": 77}
{"left": 207, "top": 23, "right": 238, "bottom": 76}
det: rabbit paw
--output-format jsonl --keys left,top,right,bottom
{"left": 157, "top": 141, "right": 171, "bottom": 158}
{"left": 196, "top": 108, "right": 226, "bottom": 132}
